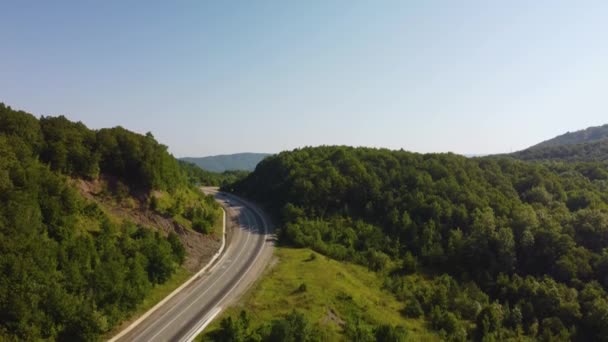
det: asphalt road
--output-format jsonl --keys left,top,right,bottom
{"left": 113, "top": 190, "right": 274, "bottom": 342}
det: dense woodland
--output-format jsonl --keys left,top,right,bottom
{"left": 0, "top": 104, "right": 216, "bottom": 341}
{"left": 180, "top": 160, "right": 249, "bottom": 187}
{"left": 511, "top": 123, "right": 608, "bottom": 162}
{"left": 512, "top": 139, "right": 608, "bottom": 162}
{"left": 230, "top": 145, "right": 608, "bottom": 341}
{"left": 6, "top": 99, "right": 608, "bottom": 341}
{"left": 529, "top": 124, "right": 608, "bottom": 149}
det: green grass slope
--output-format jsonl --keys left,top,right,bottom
{"left": 200, "top": 248, "right": 438, "bottom": 341}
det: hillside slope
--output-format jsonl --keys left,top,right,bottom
{"left": 181, "top": 152, "right": 270, "bottom": 172}
{"left": 0, "top": 103, "right": 220, "bottom": 341}
{"left": 529, "top": 123, "right": 608, "bottom": 149}
{"left": 201, "top": 248, "right": 438, "bottom": 341}
{"left": 510, "top": 123, "right": 608, "bottom": 162}
{"left": 512, "top": 139, "right": 608, "bottom": 162}
{"left": 230, "top": 145, "right": 608, "bottom": 341}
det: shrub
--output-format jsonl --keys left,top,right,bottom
{"left": 373, "top": 324, "right": 408, "bottom": 342}
{"left": 193, "top": 218, "right": 213, "bottom": 234}
{"left": 402, "top": 298, "right": 423, "bottom": 318}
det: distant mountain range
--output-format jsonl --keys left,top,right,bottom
{"left": 181, "top": 153, "right": 271, "bottom": 172}
{"left": 511, "top": 123, "right": 608, "bottom": 162}
{"left": 183, "top": 124, "right": 608, "bottom": 170}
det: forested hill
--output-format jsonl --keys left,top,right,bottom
{"left": 179, "top": 160, "right": 250, "bottom": 187}
{"left": 0, "top": 103, "right": 218, "bottom": 341}
{"left": 181, "top": 152, "right": 270, "bottom": 172}
{"left": 512, "top": 139, "right": 608, "bottom": 162}
{"left": 230, "top": 145, "right": 608, "bottom": 341}
{"left": 509, "top": 123, "right": 608, "bottom": 162}
{"left": 530, "top": 123, "right": 608, "bottom": 149}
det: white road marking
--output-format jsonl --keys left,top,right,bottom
{"left": 180, "top": 307, "right": 223, "bottom": 342}
{"left": 143, "top": 207, "right": 255, "bottom": 342}
{"left": 179, "top": 206, "right": 269, "bottom": 341}
{"left": 109, "top": 208, "right": 227, "bottom": 342}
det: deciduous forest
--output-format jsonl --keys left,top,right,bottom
{"left": 0, "top": 104, "right": 218, "bottom": 341}
{"left": 229, "top": 145, "right": 608, "bottom": 341}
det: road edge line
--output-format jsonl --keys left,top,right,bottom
{"left": 181, "top": 306, "right": 223, "bottom": 342}
{"left": 108, "top": 206, "right": 227, "bottom": 342}
{"left": 183, "top": 196, "right": 272, "bottom": 341}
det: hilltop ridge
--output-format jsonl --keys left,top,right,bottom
{"left": 511, "top": 123, "right": 608, "bottom": 162}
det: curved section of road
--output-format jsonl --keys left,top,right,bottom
{"left": 113, "top": 190, "right": 274, "bottom": 342}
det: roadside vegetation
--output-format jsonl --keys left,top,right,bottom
{"left": 150, "top": 187, "right": 221, "bottom": 234}
{"left": 0, "top": 103, "right": 219, "bottom": 341}
{"left": 201, "top": 248, "right": 436, "bottom": 341}
{"left": 230, "top": 145, "right": 608, "bottom": 341}
{"left": 103, "top": 266, "right": 192, "bottom": 339}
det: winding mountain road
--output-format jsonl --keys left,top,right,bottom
{"left": 112, "top": 189, "right": 274, "bottom": 342}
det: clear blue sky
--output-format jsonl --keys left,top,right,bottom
{"left": 1, "top": 1, "right": 607, "bottom": 157}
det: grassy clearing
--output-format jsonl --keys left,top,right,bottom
{"left": 199, "top": 247, "right": 438, "bottom": 341}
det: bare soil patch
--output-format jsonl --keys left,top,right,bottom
{"left": 73, "top": 178, "right": 221, "bottom": 272}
